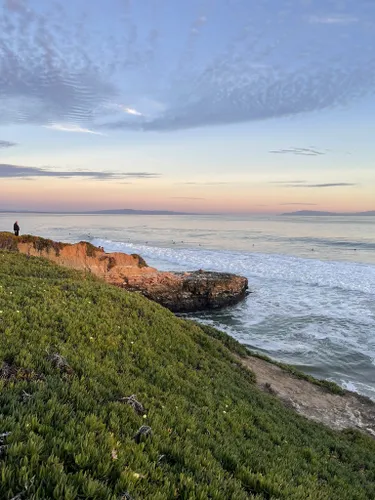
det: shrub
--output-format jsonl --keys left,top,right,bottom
{"left": 131, "top": 254, "right": 148, "bottom": 268}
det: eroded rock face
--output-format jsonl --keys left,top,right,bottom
{"left": 123, "top": 270, "right": 248, "bottom": 312}
{"left": 0, "top": 233, "right": 248, "bottom": 312}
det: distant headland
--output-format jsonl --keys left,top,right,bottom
{"left": 0, "top": 208, "right": 194, "bottom": 215}
{"left": 281, "top": 210, "right": 375, "bottom": 216}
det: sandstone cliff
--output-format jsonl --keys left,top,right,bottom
{"left": 0, "top": 233, "right": 248, "bottom": 312}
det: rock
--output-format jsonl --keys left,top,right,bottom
{"left": 123, "top": 270, "right": 248, "bottom": 312}
{"left": 133, "top": 425, "right": 152, "bottom": 444}
{"left": 0, "top": 233, "right": 248, "bottom": 313}
{"left": 119, "top": 395, "right": 145, "bottom": 415}
{"left": 119, "top": 493, "right": 134, "bottom": 500}
{"left": 47, "top": 353, "right": 73, "bottom": 374}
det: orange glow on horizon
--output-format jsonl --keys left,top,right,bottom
{"left": 1, "top": 178, "right": 374, "bottom": 214}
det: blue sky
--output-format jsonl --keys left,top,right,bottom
{"left": 0, "top": 0, "right": 374, "bottom": 213}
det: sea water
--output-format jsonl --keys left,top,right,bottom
{"left": 1, "top": 213, "right": 374, "bottom": 399}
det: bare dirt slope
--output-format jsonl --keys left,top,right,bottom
{"left": 239, "top": 355, "right": 375, "bottom": 438}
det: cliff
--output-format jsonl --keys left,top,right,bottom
{"left": 0, "top": 232, "right": 248, "bottom": 312}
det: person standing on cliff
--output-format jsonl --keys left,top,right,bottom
{"left": 13, "top": 221, "right": 20, "bottom": 236}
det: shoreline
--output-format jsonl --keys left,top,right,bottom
{"left": 195, "top": 323, "right": 375, "bottom": 438}
{"left": 2, "top": 230, "right": 373, "bottom": 406}
{"left": 239, "top": 353, "right": 375, "bottom": 438}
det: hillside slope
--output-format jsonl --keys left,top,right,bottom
{"left": 0, "top": 252, "right": 374, "bottom": 499}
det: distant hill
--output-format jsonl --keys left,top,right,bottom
{"left": 0, "top": 208, "right": 193, "bottom": 215}
{"left": 282, "top": 210, "right": 375, "bottom": 216}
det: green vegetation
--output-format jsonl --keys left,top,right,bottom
{"left": 0, "top": 251, "right": 374, "bottom": 499}
{"left": 0, "top": 233, "right": 18, "bottom": 252}
{"left": 131, "top": 254, "right": 147, "bottom": 268}
{"left": 85, "top": 242, "right": 98, "bottom": 258}
{"left": 194, "top": 322, "right": 249, "bottom": 357}
{"left": 196, "top": 322, "right": 345, "bottom": 395}
{"left": 0, "top": 233, "right": 64, "bottom": 256}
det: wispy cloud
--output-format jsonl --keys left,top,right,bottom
{"left": 0, "top": 140, "right": 17, "bottom": 149}
{"left": 280, "top": 203, "right": 318, "bottom": 206}
{"left": 272, "top": 181, "right": 357, "bottom": 188}
{"left": 170, "top": 196, "right": 206, "bottom": 200}
{"left": 309, "top": 15, "right": 358, "bottom": 25}
{"left": 0, "top": 164, "right": 160, "bottom": 180}
{"left": 271, "top": 180, "right": 307, "bottom": 184}
{"left": 176, "top": 181, "right": 233, "bottom": 186}
{"left": 307, "top": 183, "right": 357, "bottom": 188}
{"left": 121, "top": 107, "right": 143, "bottom": 117}
{"left": 45, "top": 124, "right": 105, "bottom": 135}
{"left": 269, "top": 147, "right": 326, "bottom": 156}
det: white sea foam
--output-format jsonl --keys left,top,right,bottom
{"left": 92, "top": 238, "right": 375, "bottom": 400}
{"left": 91, "top": 238, "right": 375, "bottom": 293}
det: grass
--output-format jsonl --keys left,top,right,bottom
{"left": 195, "top": 322, "right": 346, "bottom": 395}
{"left": 0, "top": 251, "right": 374, "bottom": 499}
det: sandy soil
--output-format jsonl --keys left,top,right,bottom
{"left": 238, "top": 355, "right": 375, "bottom": 438}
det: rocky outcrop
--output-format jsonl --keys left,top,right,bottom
{"left": 123, "top": 270, "right": 248, "bottom": 312}
{"left": 0, "top": 233, "right": 248, "bottom": 312}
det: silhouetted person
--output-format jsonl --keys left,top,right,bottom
{"left": 13, "top": 221, "right": 20, "bottom": 236}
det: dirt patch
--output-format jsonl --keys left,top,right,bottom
{"left": 238, "top": 355, "right": 375, "bottom": 438}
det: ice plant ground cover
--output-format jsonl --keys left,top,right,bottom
{"left": 0, "top": 251, "right": 374, "bottom": 499}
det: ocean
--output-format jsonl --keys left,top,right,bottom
{"left": 1, "top": 213, "right": 374, "bottom": 400}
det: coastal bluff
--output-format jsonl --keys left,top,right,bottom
{"left": 0, "top": 232, "right": 248, "bottom": 312}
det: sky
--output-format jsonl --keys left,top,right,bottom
{"left": 0, "top": 0, "right": 375, "bottom": 214}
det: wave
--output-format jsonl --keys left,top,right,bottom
{"left": 282, "top": 236, "right": 375, "bottom": 250}
{"left": 91, "top": 238, "right": 375, "bottom": 295}
{"left": 91, "top": 237, "right": 375, "bottom": 400}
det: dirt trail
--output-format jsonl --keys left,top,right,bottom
{"left": 239, "top": 355, "right": 375, "bottom": 438}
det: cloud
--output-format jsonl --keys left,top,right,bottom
{"left": 269, "top": 147, "right": 326, "bottom": 156}
{"left": 0, "top": 164, "right": 160, "bottom": 180}
{"left": 176, "top": 181, "right": 233, "bottom": 185}
{"left": 45, "top": 124, "right": 105, "bottom": 135}
{"left": 120, "top": 107, "right": 143, "bottom": 116}
{"left": 306, "top": 183, "right": 357, "bottom": 188}
{"left": 170, "top": 196, "right": 206, "bottom": 200}
{"left": 309, "top": 15, "right": 358, "bottom": 25}
{"left": 0, "top": 140, "right": 17, "bottom": 148}
{"left": 280, "top": 203, "right": 318, "bottom": 206}
{"left": 0, "top": 2, "right": 122, "bottom": 127}
{"left": 271, "top": 180, "right": 307, "bottom": 184}
{"left": 1, "top": 1, "right": 374, "bottom": 133}
{"left": 273, "top": 181, "right": 357, "bottom": 188}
